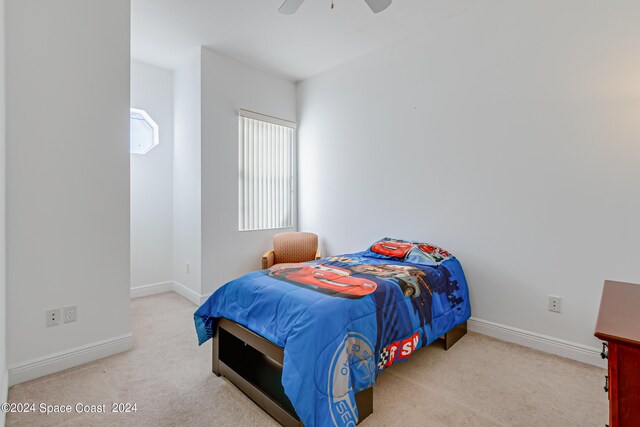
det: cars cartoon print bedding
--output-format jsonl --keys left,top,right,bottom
{"left": 194, "top": 238, "right": 471, "bottom": 427}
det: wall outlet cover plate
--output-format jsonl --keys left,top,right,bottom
{"left": 63, "top": 305, "right": 77, "bottom": 323}
{"left": 46, "top": 308, "right": 61, "bottom": 327}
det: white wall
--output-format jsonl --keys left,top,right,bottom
{"left": 201, "top": 47, "right": 296, "bottom": 295}
{"left": 171, "top": 47, "right": 297, "bottom": 299}
{"left": 173, "top": 50, "right": 202, "bottom": 295}
{"left": 131, "top": 61, "right": 174, "bottom": 289}
{"left": 6, "top": 0, "right": 131, "bottom": 380}
{"left": 298, "top": 0, "right": 640, "bottom": 350}
{"left": 0, "top": 0, "right": 7, "bottom": 420}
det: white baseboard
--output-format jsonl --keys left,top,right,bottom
{"left": 130, "top": 281, "right": 173, "bottom": 299}
{"left": 1, "top": 368, "right": 7, "bottom": 427}
{"left": 172, "top": 281, "right": 204, "bottom": 306}
{"left": 468, "top": 317, "right": 605, "bottom": 368}
{"left": 199, "top": 292, "right": 212, "bottom": 305}
{"left": 133, "top": 281, "right": 211, "bottom": 306}
{"left": 8, "top": 334, "right": 134, "bottom": 386}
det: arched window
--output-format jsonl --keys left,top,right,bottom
{"left": 130, "top": 108, "right": 159, "bottom": 154}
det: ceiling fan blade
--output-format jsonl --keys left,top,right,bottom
{"left": 363, "top": 0, "right": 392, "bottom": 13}
{"left": 279, "top": 0, "right": 305, "bottom": 14}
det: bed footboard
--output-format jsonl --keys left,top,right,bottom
{"left": 212, "top": 318, "right": 373, "bottom": 427}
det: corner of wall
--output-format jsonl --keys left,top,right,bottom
{"left": 172, "top": 48, "right": 203, "bottom": 296}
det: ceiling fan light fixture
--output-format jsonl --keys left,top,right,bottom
{"left": 278, "top": 0, "right": 305, "bottom": 15}
{"left": 278, "top": 0, "right": 392, "bottom": 15}
{"left": 363, "top": 0, "right": 392, "bottom": 13}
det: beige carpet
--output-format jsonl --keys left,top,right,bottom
{"left": 7, "top": 292, "right": 608, "bottom": 426}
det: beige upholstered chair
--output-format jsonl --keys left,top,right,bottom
{"left": 262, "top": 232, "right": 321, "bottom": 269}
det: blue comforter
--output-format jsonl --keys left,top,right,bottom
{"left": 195, "top": 250, "right": 471, "bottom": 427}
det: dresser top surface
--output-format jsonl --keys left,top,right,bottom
{"left": 595, "top": 280, "right": 640, "bottom": 346}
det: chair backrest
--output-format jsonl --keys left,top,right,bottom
{"left": 273, "top": 232, "right": 318, "bottom": 264}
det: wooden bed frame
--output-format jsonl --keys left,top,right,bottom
{"left": 212, "top": 318, "right": 467, "bottom": 426}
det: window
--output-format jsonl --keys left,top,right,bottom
{"left": 238, "top": 109, "right": 295, "bottom": 231}
{"left": 130, "top": 108, "right": 159, "bottom": 154}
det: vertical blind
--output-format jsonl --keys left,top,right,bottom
{"left": 238, "top": 112, "right": 295, "bottom": 231}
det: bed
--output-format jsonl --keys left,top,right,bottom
{"left": 194, "top": 238, "right": 471, "bottom": 427}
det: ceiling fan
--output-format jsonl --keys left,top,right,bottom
{"left": 279, "top": 0, "right": 392, "bottom": 14}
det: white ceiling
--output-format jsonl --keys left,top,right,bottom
{"left": 131, "top": 0, "right": 470, "bottom": 81}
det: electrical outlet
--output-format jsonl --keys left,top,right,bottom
{"left": 548, "top": 295, "right": 562, "bottom": 313}
{"left": 63, "top": 305, "right": 77, "bottom": 323}
{"left": 186, "top": 263, "right": 190, "bottom": 274}
{"left": 46, "top": 308, "right": 61, "bottom": 327}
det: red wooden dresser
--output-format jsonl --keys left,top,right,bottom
{"left": 594, "top": 280, "right": 640, "bottom": 427}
